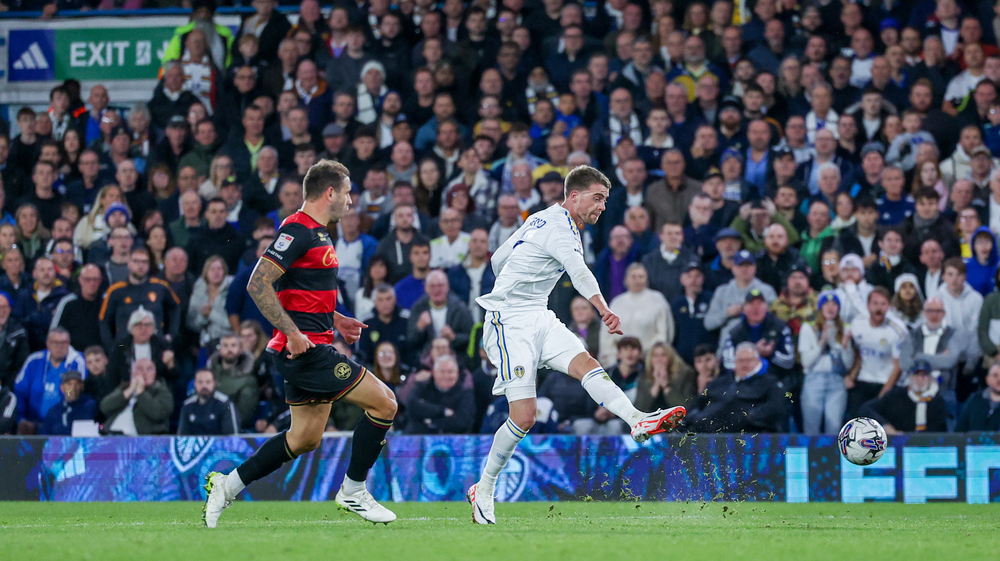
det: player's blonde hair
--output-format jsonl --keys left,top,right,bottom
{"left": 563, "top": 165, "right": 611, "bottom": 199}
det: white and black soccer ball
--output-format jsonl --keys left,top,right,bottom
{"left": 837, "top": 417, "right": 888, "bottom": 466}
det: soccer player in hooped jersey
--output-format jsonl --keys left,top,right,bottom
{"left": 467, "top": 166, "right": 686, "bottom": 524}
{"left": 203, "top": 161, "right": 398, "bottom": 527}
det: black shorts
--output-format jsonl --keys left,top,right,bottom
{"left": 270, "top": 345, "right": 367, "bottom": 406}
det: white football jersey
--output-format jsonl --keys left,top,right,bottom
{"left": 477, "top": 204, "right": 601, "bottom": 313}
{"left": 850, "top": 315, "right": 908, "bottom": 385}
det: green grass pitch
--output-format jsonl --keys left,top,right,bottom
{"left": 1, "top": 501, "right": 997, "bottom": 561}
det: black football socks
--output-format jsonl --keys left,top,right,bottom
{"left": 345, "top": 413, "right": 393, "bottom": 483}
{"left": 236, "top": 430, "right": 297, "bottom": 486}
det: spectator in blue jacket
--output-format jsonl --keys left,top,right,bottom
{"left": 394, "top": 240, "right": 432, "bottom": 310}
{"left": 223, "top": 105, "right": 273, "bottom": 183}
{"left": 404, "top": 354, "right": 475, "bottom": 434}
{"left": 671, "top": 261, "right": 715, "bottom": 366}
{"left": 445, "top": 228, "right": 495, "bottom": 324}
{"left": 956, "top": 363, "right": 1000, "bottom": 432}
{"left": 356, "top": 286, "right": 410, "bottom": 367}
{"left": 642, "top": 222, "right": 697, "bottom": 303}
{"left": 593, "top": 225, "right": 640, "bottom": 303}
{"left": 13, "top": 327, "right": 87, "bottom": 430}
{"left": 983, "top": 100, "right": 1000, "bottom": 157}
{"left": 217, "top": 178, "right": 261, "bottom": 239}
{"left": 876, "top": 165, "right": 915, "bottom": 226}
{"left": 684, "top": 192, "right": 721, "bottom": 262}
{"left": 39, "top": 370, "right": 95, "bottom": 436}
{"left": 964, "top": 226, "right": 999, "bottom": 296}
{"left": 414, "top": 93, "right": 468, "bottom": 153}
{"left": 685, "top": 342, "right": 790, "bottom": 433}
{"left": 177, "top": 369, "right": 238, "bottom": 436}
{"left": 599, "top": 157, "right": 648, "bottom": 245}
{"left": 719, "top": 288, "right": 796, "bottom": 380}
{"left": 704, "top": 227, "right": 743, "bottom": 291}
{"left": 293, "top": 59, "right": 333, "bottom": 138}
{"left": 13, "top": 256, "right": 69, "bottom": 352}
{"left": 0, "top": 290, "right": 29, "bottom": 389}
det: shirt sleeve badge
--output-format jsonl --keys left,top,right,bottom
{"left": 275, "top": 233, "right": 294, "bottom": 252}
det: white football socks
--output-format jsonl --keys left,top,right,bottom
{"left": 341, "top": 476, "right": 367, "bottom": 495}
{"left": 477, "top": 418, "right": 527, "bottom": 498}
{"left": 581, "top": 367, "right": 644, "bottom": 426}
{"left": 224, "top": 470, "right": 246, "bottom": 500}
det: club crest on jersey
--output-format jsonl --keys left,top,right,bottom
{"left": 275, "top": 233, "right": 294, "bottom": 252}
{"left": 514, "top": 366, "right": 525, "bottom": 378}
{"left": 528, "top": 217, "right": 546, "bottom": 228}
{"left": 335, "top": 362, "right": 352, "bottom": 380}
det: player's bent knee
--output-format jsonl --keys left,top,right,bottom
{"left": 567, "top": 352, "right": 602, "bottom": 380}
{"left": 509, "top": 397, "right": 537, "bottom": 430}
{"left": 287, "top": 433, "right": 322, "bottom": 455}
{"left": 374, "top": 391, "right": 398, "bottom": 420}
{"left": 509, "top": 410, "right": 536, "bottom": 432}
{"left": 359, "top": 379, "right": 397, "bottom": 420}
{"left": 299, "top": 435, "right": 323, "bottom": 454}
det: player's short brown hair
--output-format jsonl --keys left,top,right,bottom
{"left": 303, "top": 159, "right": 350, "bottom": 201}
{"left": 563, "top": 165, "right": 611, "bottom": 199}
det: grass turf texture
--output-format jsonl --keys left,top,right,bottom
{"left": 2, "top": 502, "right": 996, "bottom": 561}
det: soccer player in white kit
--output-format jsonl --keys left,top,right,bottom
{"left": 466, "top": 166, "right": 686, "bottom": 524}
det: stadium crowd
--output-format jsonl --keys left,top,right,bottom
{"left": 1, "top": 0, "right": 1000, "bottom": 437}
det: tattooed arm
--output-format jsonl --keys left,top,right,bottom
{"left": 247, "top": 258, "right": 314, "bottom": 357}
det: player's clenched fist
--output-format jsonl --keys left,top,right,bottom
{"left": 601, "top": 309, "right": 623, "bottom": 335}
{"left": 286, "top": 331, "right": 315, "bottom": 358}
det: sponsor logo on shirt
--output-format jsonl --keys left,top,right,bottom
{"left": 275, "top": 233, "right": 294, "bottom": 252}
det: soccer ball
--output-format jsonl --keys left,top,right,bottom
{"left": 837, "top": 417, "right": 888, "bottom": 466}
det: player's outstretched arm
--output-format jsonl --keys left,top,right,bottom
{"left": 247, "top": 258, "right": 313, "bottom": 357}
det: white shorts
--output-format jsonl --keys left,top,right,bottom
{"left": 482, "top": 308, "right": 587, "bottom": 402}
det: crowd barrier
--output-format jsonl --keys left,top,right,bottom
{"left": 2, "top": 433, "right": 999, "bottom": 503}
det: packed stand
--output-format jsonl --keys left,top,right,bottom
{"left": 2, "top": 0, "right": 1000, "bottom": 437}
